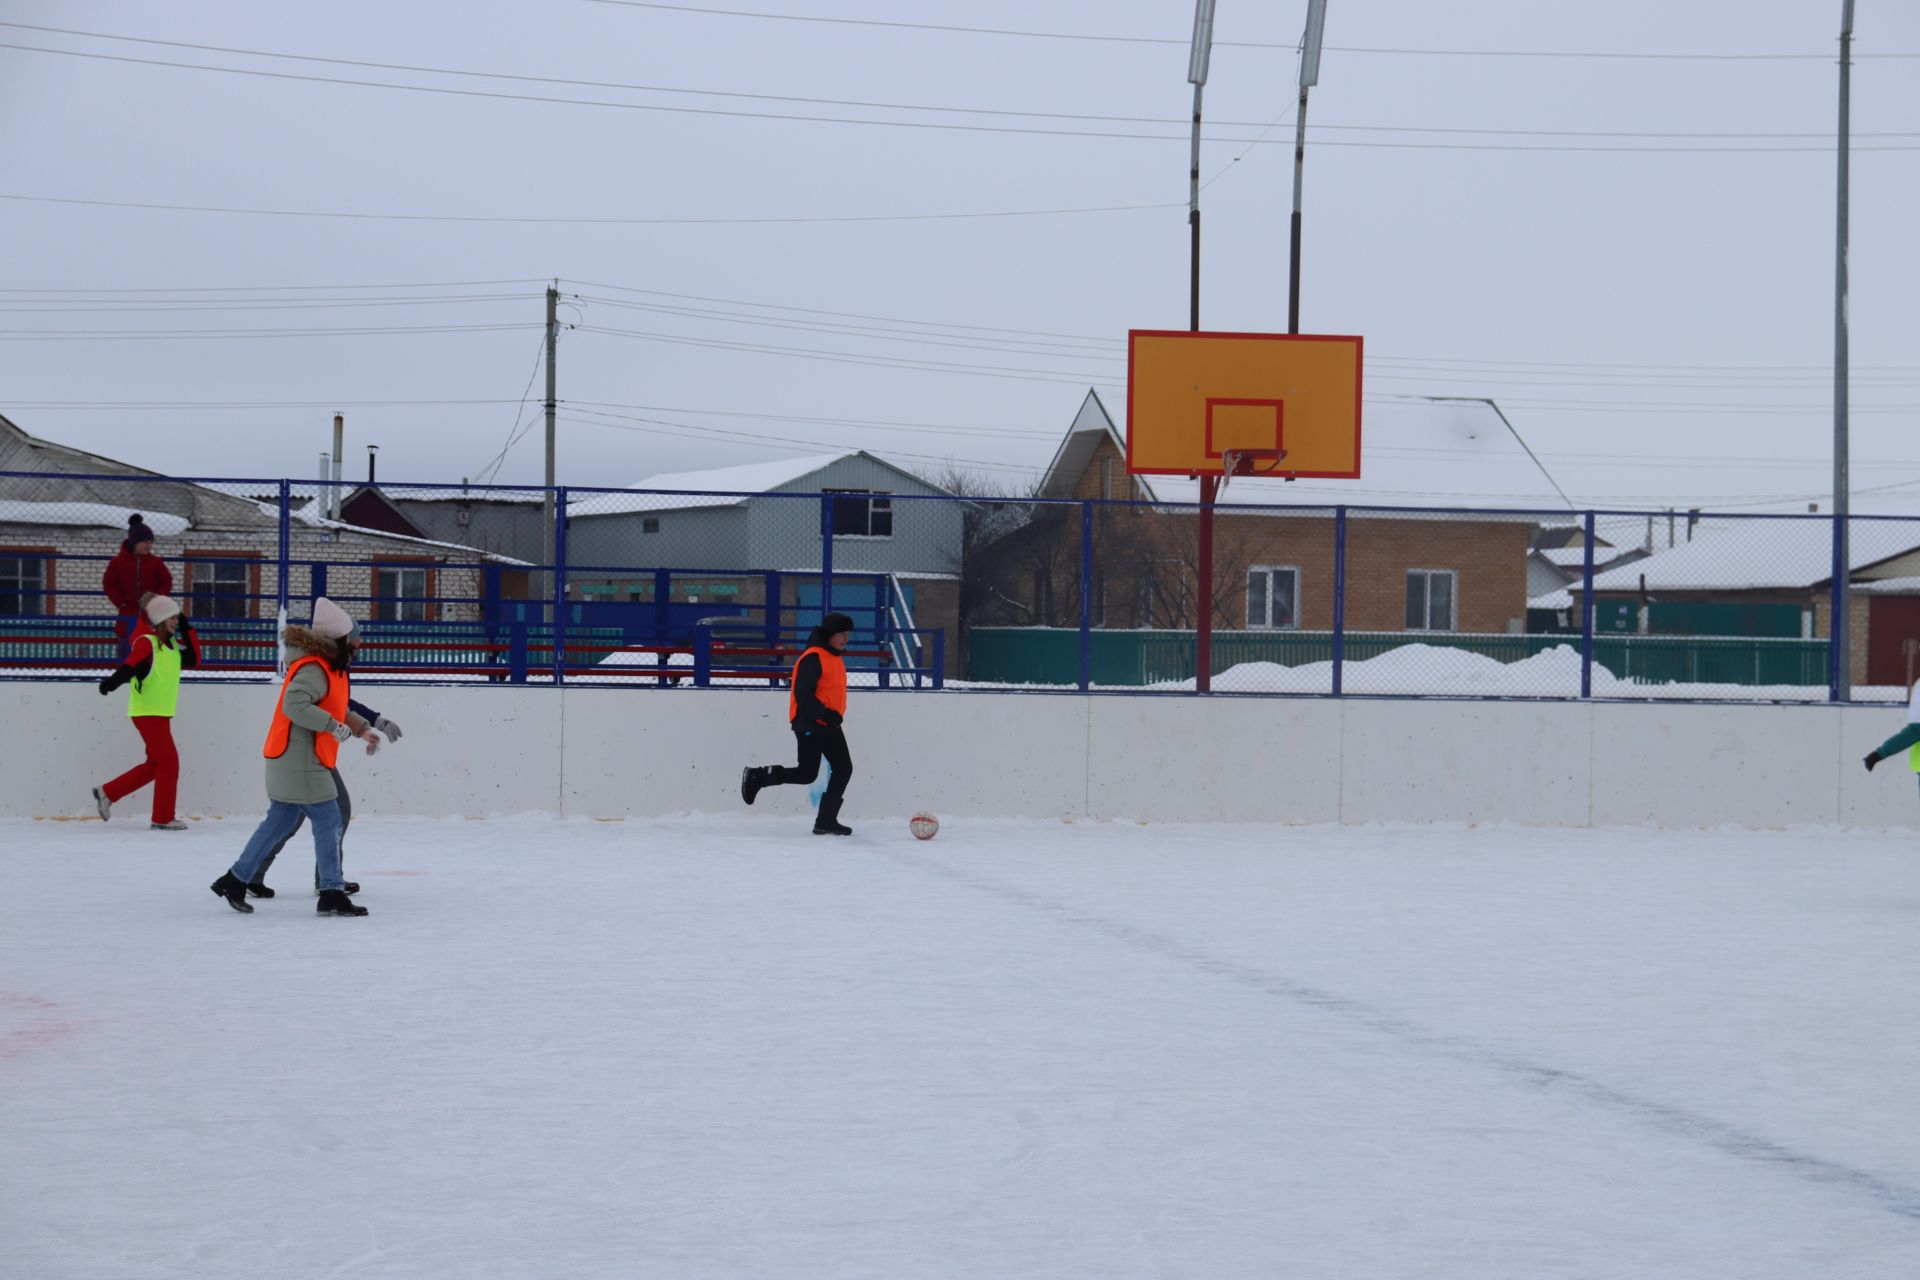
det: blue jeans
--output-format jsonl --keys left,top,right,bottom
{"left": 231, "top": 800, "right": 346, "bottom": 892}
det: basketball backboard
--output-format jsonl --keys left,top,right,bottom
{"left": 1125, "top": 329, "right": 1363, "bottom": 479}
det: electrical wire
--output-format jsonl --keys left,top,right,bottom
{"left": 476, "top": 331, "right": 556, "bottom": 484}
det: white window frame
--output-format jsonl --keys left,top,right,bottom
{"left": 826, "top": 489, "right": 894, "bottom": 540}
{"left": 374, "top": 564, "right": 433, "bottom": 623}
{"left": 0, "top": 552, "right": 47, "bottom": 616}
{"left": 1405, "top": 568, "right": 1458, "bottom": 632}
{"left": 1246, "top": 564, "right": 1301, "bottom": 630}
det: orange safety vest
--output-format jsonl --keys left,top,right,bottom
{"left": 262, "top": 655, "right": 350, "bottom": 767}
{"left": 787, "top": 644, "right": 847, "bottom": 724}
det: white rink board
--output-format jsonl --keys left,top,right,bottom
{"left": 7, "top": 682, "right": 1918, "bottom": 829}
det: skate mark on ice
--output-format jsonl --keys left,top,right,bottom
{"left": 881, "top": 851, "right": 1920, "bottom": 1225}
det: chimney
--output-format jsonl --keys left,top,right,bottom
{"left": 331, "top": 413, "right": 344, "bottom": 519}
{"left": 367, "top": 444, "right": 379, "bottom": 486}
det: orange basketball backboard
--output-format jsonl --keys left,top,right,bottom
{"left": 1126, "top": 330, "right": 1363, "bottom": 478}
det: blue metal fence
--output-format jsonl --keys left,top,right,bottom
{"left": 1, "top": 468, "right": 1915, "bottom": 702}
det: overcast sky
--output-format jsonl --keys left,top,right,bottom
{"left": 1, "top": 0, "right": 1915, "bottom": 513}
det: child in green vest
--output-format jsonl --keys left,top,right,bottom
{"left": 93, "top": 594, "right": 199, "bottom": 830}
{"left": 1863, "top": 675, "right": 1920, "bottom": 796}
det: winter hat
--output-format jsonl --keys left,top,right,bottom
{"left": 126, "top": 514, "right": 156, "bottom": 547}
{"left": 144, "top": 594, "right": 181, "bottom": 625}
{"left": 310, "top": 596, "right": 357, "bottom": 641}
{"left": 819, "top": 612, "right": 855, "bottom": 638}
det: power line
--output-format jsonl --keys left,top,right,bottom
{"left": 557, "top": 408, "right": 1043, "bottom": 475}
{"left": 573, "top": 2, "right": 1920, "bottom": 60}
{"left": 6, "top": 40, "right": 1917, "bottom": 152}
{"left": 0, "top": 192, "right": 1180, "bottom": 226}
{"left": 0, "top": 277, "right": 545, "bottom": 294}
{"left": 477, "top": 332, "right": 555, "bottom": 484}
{"left": 0, "top": 323, "right": 541, "bottom": 341}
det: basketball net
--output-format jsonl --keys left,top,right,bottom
{"left": 1215, "top": 448, "right": 1288, "bottom": 499}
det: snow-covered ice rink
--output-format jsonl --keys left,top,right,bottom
{"left": 5, "top": 813, "right": 1920, "bottom": 1279}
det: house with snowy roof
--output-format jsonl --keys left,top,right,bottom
{"left": 0, "top": 414, "right": 521, "bottom": 637}
{"left": 985, "top": 389, "right": 1570, "bottom": 640}
{"left": 560, "top": 451, "right": 965, "bottom": 675}
{"left": 1575, "top": 516, "right": 1920, "bottom": 686}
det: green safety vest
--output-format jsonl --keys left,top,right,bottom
{"left": 127, "top": 632, "right": 183, "bottom": 719}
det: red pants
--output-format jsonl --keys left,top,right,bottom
{"left": 103, "top": 716, "right": 179, "bottom": 824}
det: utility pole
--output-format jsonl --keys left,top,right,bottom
{"left": 1832, "top": 1, "right": 1854, "bottom": 699}
{"left": 1188, "top": 0, "right": 1218, "bottom": 692}
{"left": 1289, "top": 0, "right": 1328, "bottom": 336}
{"left": 543, "top": 282, "right": 560, "bottom": 608}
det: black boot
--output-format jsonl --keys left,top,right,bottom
{"left": 245, "top": 879, "right": 275, "bottom": 899}
{"left": 209, "top": 872, "right": 254, "bottom": 913}
{"left": 741, "top": 766, "right": 772, "bottom": 805}
{"left": 316, "top": 889, "right": 368, "bottom": 917}
{"left": 812, "top": 796, "right": 852, "bottom": 836}
{"left": 314, "top": 879, "right": 361, "bottom": 895}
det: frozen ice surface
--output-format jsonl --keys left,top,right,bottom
{"left": 4, "top": 814, "right": 1919, "bottom": 1278}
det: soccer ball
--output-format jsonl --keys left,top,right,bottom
{"left": 909, "top": 812, "right": 939, "bottom": 841}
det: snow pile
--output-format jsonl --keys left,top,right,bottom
{"left": 1135, "top": 642, "right": 1902, "bottom": 702}
{"left": 1, "top": 503, "right": 189, "bottom": 536}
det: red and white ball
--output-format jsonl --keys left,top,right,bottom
{"left": 908, "top": 812, "right": 939, "bottom": 841}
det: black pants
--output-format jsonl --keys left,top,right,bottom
{"left": 256, "top": 768, "right": 351, "bottom": 884}
{"left": 771, "top": 723, "right": 851, "bottom": 805}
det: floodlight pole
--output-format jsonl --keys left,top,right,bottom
{"left": 1189, "top": 0, "right": 1218, "bottom": 692}
{"left": 1290, "top": 0, "right": 1328, "bottom": 336}
{"left": 1831, "top": 1, "right": 1854, "bottom": 701}
{"left": 543, "top": 282, "right": 559, "bottom": 617}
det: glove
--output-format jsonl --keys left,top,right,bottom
{"left": 1864, "top": 751, "right": 1881, "bottom": 773}
{"left": 364, "top": 733, "right": 382, "bottom": 757}
{"left": 328, "top": 722, "right": 353, "bottom": 744}
{"left": 97, "top": 679, "right": 112, "bottom": 696}
{"left": 374, "top": 715, "right": 402, "bottom": 743}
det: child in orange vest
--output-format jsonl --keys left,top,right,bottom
{"left": 209, "top": 598, "right": 375, "bottom": 916}
{"left": 740, "top": 613, "right": 855, "bottom": 835}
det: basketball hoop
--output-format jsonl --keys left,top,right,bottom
{"left": 1216, "top": 447, "right": 1288, "bottom": 498}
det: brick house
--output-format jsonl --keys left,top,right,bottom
{"left": 975, "top": 390, "right": 1548, "bottom": 642}
{"left": 0, "top": 414, "right": 519, "bottom": 631}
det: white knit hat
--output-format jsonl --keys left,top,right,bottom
{"left": 310, "top": 596, "right": 357, "bottom": 640}
{"left": 144, "top": 594, "right": 181, "bottom": 625}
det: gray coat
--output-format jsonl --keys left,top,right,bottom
{"left": 265, "top": 628, "right": 365, "bottom": 805}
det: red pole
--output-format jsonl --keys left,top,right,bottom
{"left": 1198, "top": 473, "right": 1215, "bottom": 692}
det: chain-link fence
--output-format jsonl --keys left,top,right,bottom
{"left": 3, "top": 466, "right": 1917, "bottom": 702}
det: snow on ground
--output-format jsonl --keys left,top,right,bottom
{"left": 5, "top": 814, "right": 1920, "bottom": 1279}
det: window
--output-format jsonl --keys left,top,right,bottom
{"left": 1246, "top": 566, "right": 1300, "bottom": 629}
{"left": 374, "top": 561, "right": 436, "bottom": 622}
{"left": 0, "top": 550, "right": 51, "bottom": 616}
{"left": 184, "top": 553, "right": 257, "bottom": 620}
{"left": 1405, "top": 569, "right": 1457, "bottom": 631}
{"left": 642, "top": 517, "right": 660, "bottom": 534}
{"left": 827, "top": 489, "right": 893, "bottom": 538}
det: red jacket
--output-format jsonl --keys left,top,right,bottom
{"left": 101, "top": 544, "right": 173, "bottom": 616}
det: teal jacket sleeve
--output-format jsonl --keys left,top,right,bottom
{"left": 1874, "top": 722, "right": 1920, "bottom": 759}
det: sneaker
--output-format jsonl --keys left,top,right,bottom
{"left": 209, "top": 872, "right": 254, "bottom": 913}
{"left": 245, "top": 880, "right": 276, "bottom": 899}
{"left": 316, "top": 889, "right": 368, "bottom": 917}
{"left": 92, "top": 786, "right": 112, "bottom": 821}
{"left": 151, "top": 820, "right": 189, "bottom": 832}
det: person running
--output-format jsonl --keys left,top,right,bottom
{"left": 209, "top": 598, "right": 370, "bottom": 917}
{"left": 101, "top": 515, "right": 173, "bottom": 660}
{"left": 92, "top": 594, "right": 198, "bottom": 831}
{"left": 1863, "top": 673, "right": 1920, "bottom": 802}
{"left": 739, "top": 612, "right": 855, "bottom": 835}
{"left": 242, "top": 695, "right": 402, "bottom": 900}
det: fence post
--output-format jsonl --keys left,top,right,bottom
{"left": 1829, "top": 513, "right": 1845, "bottom": 702}
{"left": 275, "top": 479, "right": 291, "bottom": 675}
{"left": 764, "top": 570, "right": 781, "bottom": 653}
{"left": 1331, "top": 506, "right": 1347, "bottom": 697}
{"left": 692, "top": 624, "right": 712, "bottom": 687}
{"left": 1580, "top": 510, "right": 1597, "bottom": 698}
{"left": 820, "top": 494, "right": 835, "bottom": 616}
{"left": 874, "top": 575, "right": 889, "bottom": 688}
{"left": 1078, "top": 501, "right": 1094, "bottom": 692}
{"left": 552, "top": 486, "right": 569, "bottom": 685}
{"left": 932, "top": 629, "right": 945, "bottom": 690}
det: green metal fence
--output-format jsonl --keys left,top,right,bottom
{"left": 966, "top": 627, "right": 1831, "bottom": 691}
